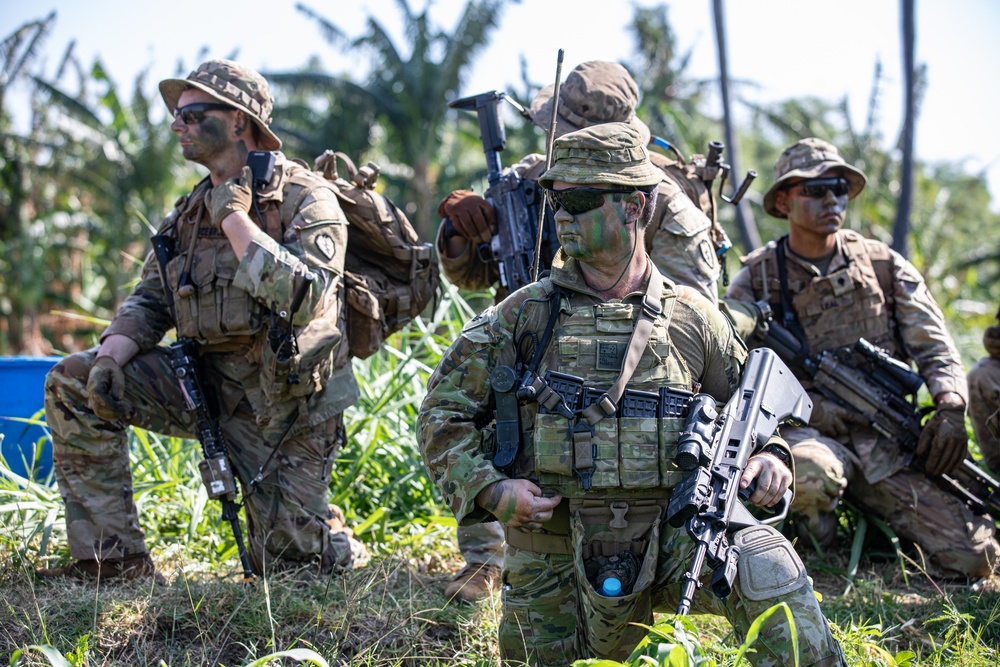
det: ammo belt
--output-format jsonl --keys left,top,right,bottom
{"left": 504, "top": 500, "right": 573, "bottom": 555}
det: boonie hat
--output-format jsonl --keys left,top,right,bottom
{"left": 159, "top": 59, "right": 281, "bottom": 150}
{"left": 763, "top": 137, "right": 867, "bottom": 217}
{"left": 530, "top": 60, "right": 651, "bottom": 146}
{"left": 538, "top": 122, "right": 662, "bottom": 189}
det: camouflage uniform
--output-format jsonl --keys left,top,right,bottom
{"left": 439, "top": 61, "right": 722, "bottom": 577}
{"left": 437, "top": 61, "right": 721, "bottom": 305}
{"left": 968, "top": 309, "right": 1000, "bottom": 477}
{"left": 420, "top": 124, "right": 844, "bottom": 667}
{"left": 726, "top": 138, "right": 998, "bottom": 578}
{"left": 44, "top": 61, "right": 359, "bottom": 574}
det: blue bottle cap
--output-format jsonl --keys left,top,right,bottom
{"left": 601, "top": 577, "right": 622, "bottom": 597}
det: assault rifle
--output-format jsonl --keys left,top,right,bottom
{"left": 448, "top": 90, "right": 558, "bottom": 292}
{"left": 150, "top": 235, "right": 309, "bottom": 581}
{"left": 757, "top": 308, "right": 1000, "bottom": 522}
{"left": 667, "top": 347, "right": 812, "bottom": 615}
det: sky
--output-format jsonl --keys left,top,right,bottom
{"left": 3, "top": 0, "right": 999, "bottom": 207}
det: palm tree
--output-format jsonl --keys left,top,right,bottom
{"left": 287, "top": 0, "right": 511, "bottom": 238}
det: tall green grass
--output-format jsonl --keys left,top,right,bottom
{"left": 1, "top": 286, "right": 998, "bottom": 665}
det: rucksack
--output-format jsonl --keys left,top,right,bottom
{"left": 648, "top": 144, "right": 732, "bottom": 261}
{"left": 314, "top": 150, "right": 440, "bottom": 360}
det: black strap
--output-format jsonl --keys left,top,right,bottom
{"left": 775, "top": 237, "right": 810, "bottom": 363}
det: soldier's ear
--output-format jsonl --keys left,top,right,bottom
{"left": 774, "top": 190, "right": 791, "bottom": 216}
{"left": 623, "top": 191, "right": 644, "bottom": 225}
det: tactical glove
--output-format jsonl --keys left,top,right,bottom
{"left": 87, "top": 356, "right": 131, "bottom": 422}
{"left": 917, "top": 405, "right": 968, "bottom": 476}
{"left": 204, "top": 165, "right": 253, "bottom": 227}
{"left": 437, "top": 190, "right": 496, "bottom": 244}
{"left": 808, "top": 394, "right": 866, "bottom": 437}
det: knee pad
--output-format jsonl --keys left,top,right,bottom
{"left": 734, "top": 525, "right": 809, "bottom": 602}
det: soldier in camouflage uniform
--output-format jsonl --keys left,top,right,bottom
{"left": 436, "top": 60, "right": 727, "bottom": 603}
{"left": 968, "top": 306, "right": 1000, "bottom": 478}
{"left": 726, "top": 138, "right": 998, "bottom": 578}
{"left": 40, "top": 59, "right": 364, "bottom": 581}
{"left": 420, "top": 123, "right": 846, "bottom": 666}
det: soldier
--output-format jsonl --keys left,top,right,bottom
{"left": 40, "top": 59, "right": 364, "bottom": 581}
{"left": 726, "top": 138, "right": 999, "bottom": 578}
{"left": 968, "top": 306, "right": 1000, "bottom": 478}
{"left": 436, "top": 59, "right": 726, "bottom": 602}
{"left": 420, "top": 122, "right": 846, "bottom": 667}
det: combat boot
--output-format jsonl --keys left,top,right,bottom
{"left": 444, "top": 562, "right": 501, "bottom": 603}
{"left": 36, "top": 553, "right": 164, "bottom": 584}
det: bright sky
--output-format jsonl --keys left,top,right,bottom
{"left": 4, "top": 0, "right": 999, "bottom": 207}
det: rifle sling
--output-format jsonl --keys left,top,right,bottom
{"left": 775, "top": 237, "right": 811, "bottom": 365}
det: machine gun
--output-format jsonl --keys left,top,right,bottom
{"left": 757, "top": 310, "right": 1000, "bottom": 522}
{"left": 667, "top": 347, "right": 812, "bottom": 615}
{"left": 448, "top": 90, "right": 558, "bottom": 292}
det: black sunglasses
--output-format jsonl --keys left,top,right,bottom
{"left": 792, "top": 177, "right": 851, "bottom": 198}
{"left": 545, "top": 187, "right": 639, "bottom": 215}
{"left": 173, "top": 102, "right": 235, "bottom": 125}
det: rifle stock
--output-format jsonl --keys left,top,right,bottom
{"left": 667, "top": 347, "right": 812, "bottom": 615}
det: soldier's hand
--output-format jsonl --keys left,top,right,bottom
{"left": 205, "top": 165, "right": 253, "bottom": 227}
{"left": 917, "top": 405, "right": 968, "bottom": 476}
{"left": 809, "top": 395, "right": 866, "bottom": 436}
{"left": 475, "top": 478, "right": 561, "bottom": 530}
{"left": 437, "top": 190, "right": 496, "bottom": 244}
{"left": 87, "top": 356, "right": 132, "bottom": 422}
{"left": 741, "top": 453, "right": 792, "bottom": 508}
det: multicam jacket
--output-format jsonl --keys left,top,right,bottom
{"left": 419, "top": 252, "right": 747, "bottom": 527}
{"left": 103, "top": 153, "right": 358, "bottom": 427}
{"left": 725, "top": 229, "right": 967, "bottom": 481}
{"left": 436, "top": 154, "right": 721, "bottom": 304}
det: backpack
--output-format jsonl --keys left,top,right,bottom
{"left": 314, "top": 150, "right": 440, "bottom": 360}
{"left": 648, "top": 144, "right": 732, "bottom": 260}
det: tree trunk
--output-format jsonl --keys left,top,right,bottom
{"left": 893, "top": 0, "right": 916, "bottom": 257}
{"left": 712, "top": 0, "right": 761, "bottom": 252}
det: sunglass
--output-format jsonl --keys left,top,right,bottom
{"left": 545, "top": 187, "right": 638, "bottom": 215}
{"left": 172, "top": 102, "right": 235, "bottom": 125}
{"left": 790, "top": 177, "right": 851, "bottom": 198}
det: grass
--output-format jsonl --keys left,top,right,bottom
{"left": 1, "top": 287, "right": 999, "bottom": 666}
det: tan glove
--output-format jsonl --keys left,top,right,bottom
{"left": 87, "top": 356, "right": 131, "bottom": 422}
{"left": 917, "top": 405, "right": 968, "bottom": 476}
{"left": 204, "top": 165, "right": 253, "bottom": 227}
{"left": 808, "top": 395, "right": 866, "bottom": 437}
{"left": 437, "top": 190, "right": 496, "bottom": 244}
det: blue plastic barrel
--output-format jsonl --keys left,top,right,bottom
{"left": 0, "top": 356, "right": 62, "bottom": 481}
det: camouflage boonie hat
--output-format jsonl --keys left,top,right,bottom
{"left": 763, "top": 137, "right": 867, "bottom": 218}
{"left": 529, "top": 60, "right": 651, "bottom": 146}
{"left": 538, "top": 122, "right": 662, "bottom": 189}
{"left": 159, "top": 59, "right": 281, "bottom": 150}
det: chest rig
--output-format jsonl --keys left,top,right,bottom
{"left": 746, "top": 232, "right": 900, "bottom": 359}
{"left": 492, "top": 267, "right": 696, "bottom": 499}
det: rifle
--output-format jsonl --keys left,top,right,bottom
{"left": 150, "top": 234, "right": 313, "bottom": 581}
{"left": 448, "top": 90, "right": 558, "bottom": 292}
{"left": 757, "top": 310, "right": 1000, "bottom": 522}
{"left": 666, "top": 347, "right": 812, "bottom": 615}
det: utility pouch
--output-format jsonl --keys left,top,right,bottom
{"left": 570, "top": 499, "right": 664, "bottom": 660}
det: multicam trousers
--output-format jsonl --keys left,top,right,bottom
{"left": 458, "top": 521, "right": 505, "bottom": 567}
{"left": 499, "top": 521, "right": 845, "bottom": 667}
{"left": 786, "top": 425, "right": 999, "bottom": 578}
{"left": 968, "top": 356, "right": 1000, "bottom": 479}
{"left": 44, "top": 346, "right": 352, "bottom": 572}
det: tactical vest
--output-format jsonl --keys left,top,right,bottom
{"left": 162, "top": 161, "right": 350, "bottom": 420}
{"left": 743, "top": 231, "right": 901, "bottom": 358}
{"left": 511, "top": 280, "right": 695, "bottom": 499}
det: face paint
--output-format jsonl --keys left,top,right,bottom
{"left": 179, "top": 115, "right": 231, "bottom": 164}
{"left": 556, "top": 195, "right": 634, "bottom": 266}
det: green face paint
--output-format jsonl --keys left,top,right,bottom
{"left": 179, "top": 115, "right": 231, "bottom": 164}
{"left": 556, "top": 197, "right": 634, "bottom": 266}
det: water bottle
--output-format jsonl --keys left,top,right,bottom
{"left": 593, "top": 550, "right": 640, "bottom": 597}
